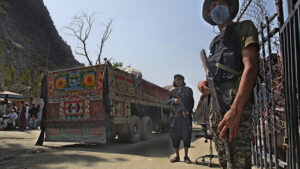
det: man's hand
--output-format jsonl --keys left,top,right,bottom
{"left": 182, "top": 111, "right": 189, "bottom": 117}
{"left": 198, "top": 80, "right": 211, "bottom": 95}
{"left": 174, "top": 98, "right": 179, "bottom": 104}
{"left": 218, "top": 107, "right": 242, "bottom": 142}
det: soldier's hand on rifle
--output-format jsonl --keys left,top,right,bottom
{"left": 174, "top": 98, "right": 179, "bottom": 104}
{"left": 198, "top": 80, "right": 211, "bottom": 95}
{"left": 218, "top": 107, "right": 243, "bottom": 142}
{"left": 182, "top": 111, "right": 189, "bottom": 117}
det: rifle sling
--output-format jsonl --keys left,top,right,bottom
{"left": 215, "top": 63, "right": 241, "bottom": 76}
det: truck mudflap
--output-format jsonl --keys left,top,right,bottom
{"left": 45, "top": 122, "right": 106, "bottom": 143}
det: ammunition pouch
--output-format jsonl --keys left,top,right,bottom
{"left": 208, "top": 23, "right": 243, "bottom": 84}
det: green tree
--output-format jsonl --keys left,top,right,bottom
{"left": 0, "top": 37, "right": 41, "bottom": 97}
{"left": 31, "top": 73, "right": 43, "bottom": 97}
{"left": 1, "top": 61, "right": 16, "bottom": 87}
{"left": 19, "top": 69, "right": 32, "bottom": 86}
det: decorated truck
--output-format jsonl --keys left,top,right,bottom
{"left": 40, "top": 62, "right": 171, "bottom": 144}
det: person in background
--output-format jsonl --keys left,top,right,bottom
{"left": 25, "top": 102, "right": 29, "bottom": 126}
{"left": 28, "top": 115, "right": 37, "bottom": 129}
{"left": 167, "top": 74, "right": 194, "bottom": 164}
{"left": 36, "top": 104, "right": 42, "bottom": 126}
{"left": 0, "top": 96, "right": 8, "bottom": 116}
{"left": 30, "top": 104, "right": 38, "bottom": 119}
{"left": 3, "top": 108, "right": 18, "bottom": 129}
{"left": 12, "top": 103, "right": 18, "bottom": 114}
{"left": 19, "top": 101, "right": 27, "bottom": 131}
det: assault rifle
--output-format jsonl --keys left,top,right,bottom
{"left": 169, "top": 95, "right": 191, "bottom": 129}
{"left": 200, "top": 49, "right": 233, "bottom": 169}
{"left": 174, "top": 97, "right": 182, "bottom": 115}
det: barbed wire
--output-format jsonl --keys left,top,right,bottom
{"left": 237, "top": 0, "right": 270, "bottom": 28}
{"left": 238, "top": 0, "right": 285, "bottom": 137}
{"left": 237, "top": 0, "right": 281, "bottom": 58}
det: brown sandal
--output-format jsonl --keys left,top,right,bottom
{"left": 184, "top": 156, "right": 192, "bottom": 164}
{"left": 170, "top": 156, "right": 180, "bottom": 163}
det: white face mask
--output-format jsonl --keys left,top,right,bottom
{"left": 210, "top": 5, "right": 231, "bottom": 25}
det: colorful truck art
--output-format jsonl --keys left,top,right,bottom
{"left": 48, "top": 67, "right": 104, "bottom": 99}
{"left": 42, "top": 63, "right": 171, "bottom": 144}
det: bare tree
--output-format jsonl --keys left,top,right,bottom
{"left": 65, "top": 11, "right": 95, "bottom": 66}
{"left": 65, "top": 11, "right": 113, "bottom": 66}
{"left": 96, "top": 19, "right": 113, "bottom": 65}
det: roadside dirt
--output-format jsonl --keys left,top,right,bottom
{"left": 0, "top": 126, "right": 221, "bottom": 169}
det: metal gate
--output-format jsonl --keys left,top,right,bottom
{"left": 280, "top": 1, "right": 300, "bottom": 168}
{"left": 251, "top": 0, "right": 300, "bottom": 168}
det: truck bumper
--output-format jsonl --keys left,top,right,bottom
{"left": 44, "top": 121, "right": 106, "bottom": 143}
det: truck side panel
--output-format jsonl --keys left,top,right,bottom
{"left": 108, "top": 67, "right": 171, "bottom": 135}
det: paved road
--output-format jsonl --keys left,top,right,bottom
{"left": 0, "top": 126, "right": 221, "bottom": 169}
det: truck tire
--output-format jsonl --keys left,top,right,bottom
{"left": 141, "top": 116, "right": 153, "bottom": 140}
{"left": 127, "top": 115, "right": 142, "bottom": 143}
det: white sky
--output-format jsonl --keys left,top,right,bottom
{"left": 43, "top": 0, "right": 287, "bottom": 108}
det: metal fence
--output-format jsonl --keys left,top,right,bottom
{"left": 280, "top": 1, "right": 300, "bottom": 168}
{"left": 251, "top": 0, "right": 300, "bottom": 168}
{"left": 251, "top": 13, "right": 287, "bottom": 168}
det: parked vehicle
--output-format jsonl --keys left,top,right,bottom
{"left": 42, "top": 62, "right": 171, "bottom": 143}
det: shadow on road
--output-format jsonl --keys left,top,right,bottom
{"left": 45, "top": 133, "right": 174, "bottom": 158}
{"left": 0, "top": 127, "right": 207, "bottom": 168}
{"left": 43, "top": 128, "right": 202, "bottom": 159}
{"left": 0, "top": 150, "right": 113, "bottom": 168}
{"left": 0, "top": 143, "right": 128, "bottom": 168}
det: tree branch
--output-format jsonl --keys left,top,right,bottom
{"left": 96, "top": 19, "right": 113, "bottom": 64}
{"left": 64, "top": 11, "right": 94, "bottom": 66}
{"left": 64, "top": 11, "right": 113, "bottom": 66}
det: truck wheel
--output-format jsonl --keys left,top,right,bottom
{"left": 141, "top": 116, "right": 153, "bottom": 140}
{"left": 127, "top": 115, "right": 142, "bottom": 143}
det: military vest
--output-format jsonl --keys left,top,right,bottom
{"left": 208, "top": 23, "right": 243, "bottom": 84}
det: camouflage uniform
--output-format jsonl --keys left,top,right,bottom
{"left": 201, "top": 0, "right": 258, "bottom": 168}
{"left": 209, "top": 81, "right": 253, "bottom": 169}
{"left": 206, "top": 20, "right": 258, "bottom": 169}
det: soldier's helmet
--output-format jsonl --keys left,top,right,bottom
{"left": 202, "top": 0, "right": 239, "bottom": 25}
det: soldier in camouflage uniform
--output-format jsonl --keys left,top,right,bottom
{"left": 198, "top": 0, "right": 258, "bottom": 168}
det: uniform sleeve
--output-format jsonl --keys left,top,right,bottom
{"left": 238, "top": 20, "right": 259, "bottom": 49}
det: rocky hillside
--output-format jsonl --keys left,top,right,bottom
{"left": 0, "top": 0, "right": 82, "bottom": 78}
